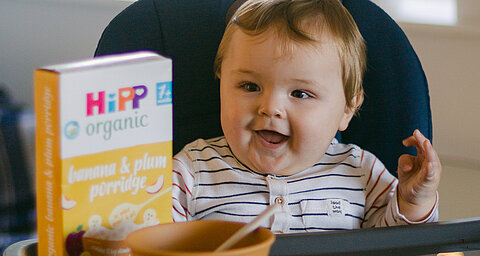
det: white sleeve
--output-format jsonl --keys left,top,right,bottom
{"left": 172, "top": 149, "right": 196, "bottom": 222}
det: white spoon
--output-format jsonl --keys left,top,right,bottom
{"left": 214, "top": 204, "right": 280, "bottom": 252}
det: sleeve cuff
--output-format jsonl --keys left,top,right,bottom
{"left": 393, "top": 189, "right": 439, "bottom": 224}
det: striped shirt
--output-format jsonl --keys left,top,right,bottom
{"left": 172, "top": 137, "right": 438, "bottom": 233}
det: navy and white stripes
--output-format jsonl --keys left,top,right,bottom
{"left": 172, "top": 137, "right": 438, "bottom": 233}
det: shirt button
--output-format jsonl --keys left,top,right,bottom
{"left": 274, "top": 196, "right": 285, "bottom": 205}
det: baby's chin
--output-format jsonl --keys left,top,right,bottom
{"left": 245, "top": 147, "right": 329, "bottom": 176}
{"left": 228, "top": 138, "right": 320, "bottom": 176}
{"left": 247, "top": 156, "right": 306, "bottom": 176}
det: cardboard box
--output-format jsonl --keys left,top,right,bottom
{"left": 35, "top": 52, "right": 172, "bottom": 256}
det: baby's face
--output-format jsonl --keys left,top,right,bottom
{"left": 219, "top": 29, "right": 354, "bottom": 176}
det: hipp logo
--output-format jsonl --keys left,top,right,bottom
{"left": 86, "top": 85, "right": 148, "bottom": 116}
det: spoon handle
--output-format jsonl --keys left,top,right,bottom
{"left": 214, "top": 204, "right": 280, "bottom": 252}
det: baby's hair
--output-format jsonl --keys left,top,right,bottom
{"left": 214, "top": 0, "right": 366, "bottom": 112}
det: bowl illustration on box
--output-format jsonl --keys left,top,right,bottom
{"left": 82, "top": 219, "right": 135, "bottom": 256}
{"left": 81, "top": 211, "right": 163, "bottom": 256}
{"left": 76, "top": 177, "right": 170, "bottom": 256}
{"left": 82, "top": 237, "right": 130, "bottom": 256}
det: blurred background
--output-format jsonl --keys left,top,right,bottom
{"left": 0, "top": 0, "right": 478, "bottom": 230}
{"left": 372, "top": 0, "right": 480, "bottom": 222}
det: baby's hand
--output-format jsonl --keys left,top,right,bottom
{"left": 397, "top": 129, "right": 441, "bottom": 221}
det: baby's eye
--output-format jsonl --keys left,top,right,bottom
{"left": 291, "top": 90, "right": 312, "bottom": 99}
{"left": 240, "top": 82, "right": 260, "bottom": 92}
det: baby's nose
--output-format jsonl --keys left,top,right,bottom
{"left": 258, "top": 96, "right": 285, "bottom": 118}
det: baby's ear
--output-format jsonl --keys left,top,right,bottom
{"left": 338, "top": 107, "right": 354, "bottom": 132}
{"left": 338, "top": 94, "right": 362, "bottom": 131}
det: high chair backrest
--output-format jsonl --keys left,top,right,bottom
{"left": 95, "top": 0, "right": 432, "bottom": 176}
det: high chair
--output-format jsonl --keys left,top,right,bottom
{"left": 94, "top": 0, "right": 432, "bottom": 176}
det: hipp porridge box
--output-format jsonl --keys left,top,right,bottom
{"left": 35, "top": 52, "right": 172, "bottom": 256}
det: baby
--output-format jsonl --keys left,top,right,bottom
{"left": 172, "top": 0, "right": 441, "bottom": 233}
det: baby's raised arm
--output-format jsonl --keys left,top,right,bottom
{"left": 397, "top": 130, "right": 442, "bottom": 221}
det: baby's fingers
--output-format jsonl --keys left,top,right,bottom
{"left": 403, "top": 130, "right": 428, "bottom": 156}
{"left": 402, "top": 134, "right": 416, "bottom": 147}
{"left": 414, "top": 130, "right": 428, "bottom": 153}
{"left": 397, "top": 154, "right": 416, "bottom": 174}
{"left": 422, "top": 139, "right": 441, "bottom": 181}
{"left": 423, "top": 138, "right": 439, "bottom": 163}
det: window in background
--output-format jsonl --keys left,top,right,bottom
{"left": 371, "top": 0, "right": 458, "bottom": 26}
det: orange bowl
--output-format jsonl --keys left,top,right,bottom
{"left": 125, "top": 220, "right": 275, "bottom": 256}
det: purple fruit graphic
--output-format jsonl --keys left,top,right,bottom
{"left": 66, "top": 225, "right": 85, "bottom": 256}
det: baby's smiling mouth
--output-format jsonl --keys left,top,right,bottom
{"left": 256, "top": 130, "right": 289, "bottom": 145}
